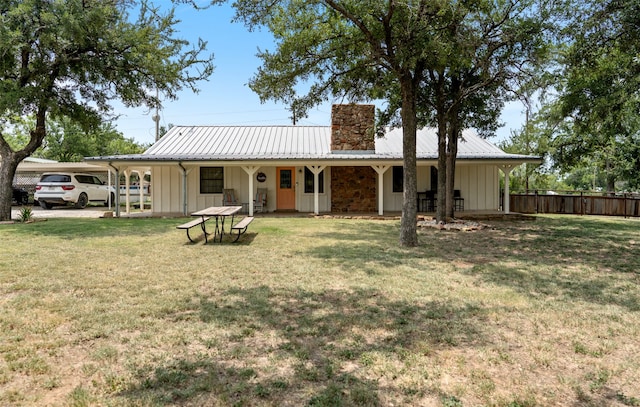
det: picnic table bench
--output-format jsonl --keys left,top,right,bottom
{"left": 176, "top": 216, "right": 210, "bottom": 243}
{"left": 230, "top": 216, "right": 254, "bottom": 242}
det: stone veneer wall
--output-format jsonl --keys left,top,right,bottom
{"left": 330, "top": 104, "right": 378, "bottom": 213}
{"left": 331, "top": 167, "right": 377, "bottom": 212}
{"left": 331, "top": 104, "right": 375, "bottom": 151}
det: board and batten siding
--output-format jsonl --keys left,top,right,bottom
{"left": 149, "top": 163, "right": 500, "bottom": 215}
{"left": 381, "top": 164, "right": 499, "bottom": 212}
{"left": 454, "top": 164, "right": 500, "bottom": 210}
{"left": 150, "top": 166, "right": 182, "bottom": 214}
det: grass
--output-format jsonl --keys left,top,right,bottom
{"left": 0, "top": 214, "right": 639, "bottom": 406}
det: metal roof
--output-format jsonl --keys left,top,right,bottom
{"left": 86, "top": 125, "right": 540, "bottom": 163}
{"left": 145, "top": 126, "right": 331, "bottom": 158}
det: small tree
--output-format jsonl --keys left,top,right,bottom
{"left": 0, "top": 0, "right": 214, "bottom": 220}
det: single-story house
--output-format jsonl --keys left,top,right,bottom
{"left": 85, "top": 104, "right": 540, "bottom": 216}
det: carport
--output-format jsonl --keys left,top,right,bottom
{"left": 14, "top": 158, "right": 147, "bottom": 214}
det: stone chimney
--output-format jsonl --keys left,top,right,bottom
{"left": 331, "top": 104, "right": 375, "bottom": 151}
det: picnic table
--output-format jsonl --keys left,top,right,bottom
{"left": 177, "top": 205, "right": 255, "bottom": 243}
{"left": 191, "top": 205, "right": 241, "bottom": 243}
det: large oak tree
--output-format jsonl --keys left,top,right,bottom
{"left": 0, "top": 0, "right": 214, "bottom": 220}
{"left": 231, "top": 0, "right": 553, "bottom": 245}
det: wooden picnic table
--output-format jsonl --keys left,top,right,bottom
{"left": 191, "top": 205, "right": 242, "bottom": 243}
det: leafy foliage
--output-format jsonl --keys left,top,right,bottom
{"left": 0, "top": 0, "right": 214, "bottom": 220}
{"left": 545, "top": 0, "right": 640, "bottom": 192}
{"left": 4, "top": 116, "right": 146, "bottom": 161}
{"left": 231, "top": 0, "right": 555, "bottom": 243}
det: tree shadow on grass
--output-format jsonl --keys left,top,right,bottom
{"left": 302, "top": 217, "right": 640, "bottom": 310}
{"left": 120, "top": 286, "right": 487, "bottom": 406}
{"left": 424, "top": 218, "right": 640, "bottom": 311}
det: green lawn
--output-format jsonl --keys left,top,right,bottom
{"left": 1, "top": 215, "right": 639, "bottom": 406}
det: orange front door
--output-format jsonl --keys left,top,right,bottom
{"left": 276, "top": 167, "right": 296, "bottom": 211}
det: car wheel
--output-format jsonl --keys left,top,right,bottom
{"left": 20, "top": 194, "right": 29, "bottom": 205}
{"left": 39, "top": 200, "right": 52, "bottom": 209}
{"left": 104, "top": 192, "right": 115, "bottom": 207}
{"left": 75, "top": 193, "right": 88, "bottom": 209}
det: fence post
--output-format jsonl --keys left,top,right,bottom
{"left": 535, "top": 190, "right": 539, "bottom": 214}
{"left": 624, "top": 193, "right": 627, "bottom": 218}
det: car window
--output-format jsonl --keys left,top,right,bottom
{"left": 40, "top": 174, "right": 71, "bottom": 183}
{"left": 92, "top": 176, "right": 103, "bottom": 185}
{"left": 74, "top": 175, "right": 92, "bottom": 184}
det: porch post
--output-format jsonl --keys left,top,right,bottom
{"left": 242, "top": 166, "right": 260, "bottom": 216}
{"left": 108, "top": 163, "right": 120, "bottom": 217}
{"left": 178, "top": 163, "right": 191, "bottom": 216}
{"left": 107, "top": 169, "right": 112, "bottom": 209}
{"left": 133, "top": 169, "right": 144, "bottom": 212}
{"left": 124, "top": 169, "right": 131, "bottom": 215}
{"left": 372, "top": 165, "right": 390, "bottom": 216}
{"left": 499, "top": 164, "right": 515, "bottom": 214}
{"left": 307, "top": 165, "right": 326, "bottom": 215}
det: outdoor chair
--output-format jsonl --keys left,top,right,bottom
{"left": 254, "top": 188, "right": 267, "bottom": 213}
{"left": 422, "top": 190, "right": 437, "bottom": 212}
{"left": 222, "top": 189, "right": 238, "bottom": 206}
{"left": 454, "top": 189, "right": 464, "bottom": 211}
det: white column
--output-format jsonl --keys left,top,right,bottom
{"left": 500, "top": 164, "right": 515, "bottom": 214}
{"left": 135, "top": 170, "right": 144, "bottom": 212}
{"left": 107, "top": 169, "right": 112, "bottom": 209}
{"left": 372, "top": 165, "right": 390, "bottom": 216}
{"left": 306, "top": 165, "right": 326, "bottom": 215}
{"left": 178, "top": 164, "right": 192, "bottom": 215}
{"left": 124, "top": 169, "right": 131, "bottom": 215}
{"left": 242, "top": 166, "right": 260, "bottom": 216}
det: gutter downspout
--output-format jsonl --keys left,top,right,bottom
{"left": 108, "top": 162, "right": 120, "bottom": 217}
{"left": 178, "top": 162, "right": 188, "bottom": 216}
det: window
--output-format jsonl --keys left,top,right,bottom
{"left": 392, "top": 166, "right": 403, "bottom": 192}
{"left": 304, "top": 167, "right": 324, "bottom": 193}
{"left": 200, "top": 167, "right": 224, "bottom": 194}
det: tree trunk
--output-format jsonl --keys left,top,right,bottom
{"left": 0, "top": 108, "right": 48, "bottom": 221}
{"left": 434, "top": 76, "right": 447, "bottom": 224}
{"left": 605, "top": 159, "right": 615, "bottom": 194}
{"left": 399, "top": 76, "right": 418, "bottom": 247}
{"left": 445, "top": 110, "right": 460, "bottom": 219}
{"left": 0, "top": 150, "right": 20, "bottom": 221}
{"left": 445, "top": 140, "right": 457, "bottom": 219}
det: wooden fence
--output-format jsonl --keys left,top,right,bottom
{"left": 510, "top": 192, "right": 640, "bottom": 218}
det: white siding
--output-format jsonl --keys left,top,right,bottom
{"left": 150, "top": 163, "right": 500, "bottom": 215}
{"left": 454, "top": 164, "right": 499, "bottom": 210}
{"left": 379, "top": 163, "right": 499, "bottom": 212}
{"left": 151, "top": 166, "right": 183, "bottom": 214}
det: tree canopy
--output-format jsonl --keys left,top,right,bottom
{"left": 5, "top": 116, "right": 146, "bottom": 162}
{"left": 0, "top": 0, "right": 214, "bottom": 220}
{"left": 234, "top": 0, "right": 463, "bottom": 246}
{"left": 537, "top": 0, "right": 640, "bottom": 192}
{"left": 232, "top": 0, "right": 553, "bottom": 245}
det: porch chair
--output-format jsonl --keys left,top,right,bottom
{"left": 254, "top": 188, "right": 268, "bottom": 213}
{"left": 454, "top": 189, "right": 464, "bottom": 211}
{"left": 422, "top": 190, "right": 437, "bottom": 212}
{"left": 222, "top": 189, "right": 238, "bottom": 206}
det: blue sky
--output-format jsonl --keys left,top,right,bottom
{"left": 113, "top": 2, "right": 526, "bottom": 146}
